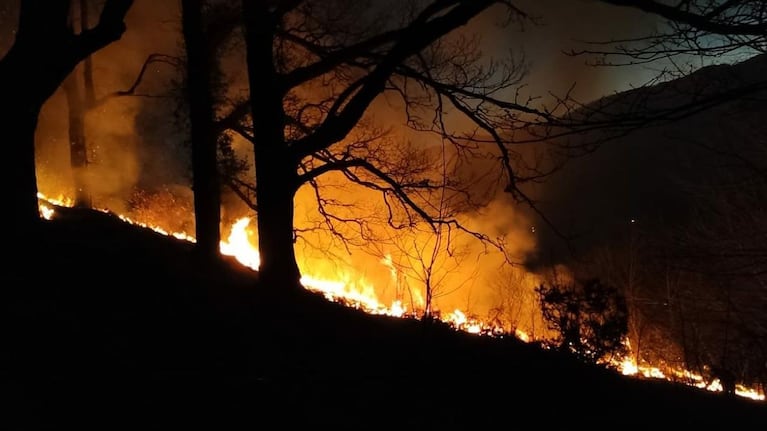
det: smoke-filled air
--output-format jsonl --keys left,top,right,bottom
{"left": 5, "top": 0, "right": 767, "bottom": 406}
{"left": 28, "top": 0, "right": 550, "bottom": 331}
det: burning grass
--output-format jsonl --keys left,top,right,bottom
{"left": 36, "top": 193, "right": 766, "bottom": 402}
{"left": 8, "top": 195, "right": 763, "bottom": 428}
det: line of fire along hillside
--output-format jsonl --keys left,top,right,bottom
{"left": 37, "top": 194, "right": 766, "bottom": 402}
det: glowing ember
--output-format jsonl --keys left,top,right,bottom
{"left": 445, "top": 309, "right": 505, "bottom": 336}
{"left": 616, "top": 356, "right": 671, "bottom": 380}
{"left": 38, "top": 193, "right": 72, "bottom": 219}
{"left": 735, "top": 385, "right": 766, "bottom": 401}
{"left": 514, "top": 329, "right": 530, "bottom": 343}
{"left": 613, "top": 347, "right": 765, "bottom": 401}
{"left": 39, "top": 202, "right": 54, "bottom": 220}
{"left": 301, "top": 274, "right": 400, "bottom": 316}
{"left": 35, "top": 196, "right": 766, "bottom": 402}
{"left": 217, "top": 217, "right": 409, "bottom": 317}
{"left": 380, "top": 253, "right": 397, "bottom": 282}
{"left": 117, "top": 213, "right": 196, "bottom": 242}
{"left": 447, "top": 309, "right": 480, "bottom": 333}
{"left": 618, "top": 357, "right": 638, "bottom": 376}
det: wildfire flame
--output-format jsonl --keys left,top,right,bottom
{"left": 219, "top": 217, "right": 260, "bottom": 269}
{"left": 36, "top": 194, "right": 765, "bottom": 402}
{"left": 617, "top": 358, "right": 766, "bottom": 401}
{"left": 615, "top": 345, "right": 765, "bottom": 401}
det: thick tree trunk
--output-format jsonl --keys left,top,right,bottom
{"left": 73, "top": 0, "right": 95, "bottom": 208}
{"left": 254, "top": 156, "right": 301, "bottom": 288}
{"left": 182, "top": 0, "right": 221, "bottom": 260}
{"left": 0, "top": 0, "right": 133, "bottom": 235}
{"left": 3, "top": 95, "right": 43, "bottom": 236}
{"left": 62, "top": 72, "right": 92, "bottom": 208}
{"left": 81, "top": 0, "right": 96, "bottom": 108}
{"left": 1, "top": 50, "right": 49, "bottom": 235}
{"left": 243, "top": 2, "right": 301, "bottom": 288}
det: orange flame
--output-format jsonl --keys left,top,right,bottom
{"left": 217, "top": 217, "right": 410, "bottom": 317}
{"left": 613, "top": 341, "right": 765, "bottom": 401}
{"left": 36, "top": 195, "right": 765, "bottom": 402}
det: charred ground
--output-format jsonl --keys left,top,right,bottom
{"left": 5, "top": 206, "right": 766, "bottom": 429}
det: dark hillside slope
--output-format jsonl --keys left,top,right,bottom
{"left": 528, "top": 53, "right": 767, "bottom": 266}
{"left": 5, "top": 207, "right": 765, "bottom": 429}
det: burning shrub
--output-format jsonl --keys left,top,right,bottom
{"left": 127, "top": 187, "right": 195, "bottom": 236}
{"left": 536, "top": 278, "right": 628, "bottom": 363}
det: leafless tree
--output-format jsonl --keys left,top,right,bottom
{"left": 62, "top": 0, "right": 95, "bottom": 208}
{"left": 488, "top": 266, "right": 546, "bottom": 339}
{"left": 581, "top": 225, "right": 655, "bottom": 367}
{"left": 662, "top": 113, "right": 767, "bottom": 390}
{"left": 552, "top": 1, "right": 767, "bottom": 390}
{"left": 182, "top": 0, "right": 222, "bottom": 259}
{"left": 230, "top": 0, "right": 579, "bottom": 288}
{"left": 562, "top": 1, "right": 767, "bottom": 142}
{"left": 368, "top": 134, "right": 482, "bottom": 318}
{"left": 1, "top": 0, "right": 133, "bottom": 234}
{"left": 592, "top": 1, "right": 767, "bottom": 68}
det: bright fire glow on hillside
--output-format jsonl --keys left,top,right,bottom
{"left": 37, "top": 193, "right": 765, "bottom": 402}
{"left": 615, "top": 344, "right": 764, "bottom": 401}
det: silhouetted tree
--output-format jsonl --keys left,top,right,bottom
{"left": 572, "top": 1, "right": 767, "bottom": 388}
{"left": 60, "top": 0, "right": 98, "bottom": 209}
{"left": 597, "top": 0, "right": 766, "bottom": 64}
{"left": 710, "top": 364, "right": 738, "bottom": 397}
{"left": 564, "top": 1, "right": 767, "bottom": 387}
{"left": 661, "top": 113, "right": 767, "bottom": 392}
{"left": 232, "top": 0, "right": 572, "bottom": 288}
{"left": 62, "top": 74, "right": 91, "bottom": 208}
{"left": 372, "top": 220, "right": 474, "bottom": 319}
{"left": 488, "top": 266, "right": 546, "bottom": 339}
{"left": 181, "top": 0, "right": 221, "bottom": 259}
{"left": 573, "top": 221, "right": 673, "bottom": 371}
{"left": 366, "top": 138, "right": 477, "bottom": 318}
{"left": 565, "top": 1, "right": 767, "bottom": 137}
{"left": 0, "top": 0, "right": 133, "bottom": 234}
{"left": 536, "top": 278, "right": 628, "bottom": 363}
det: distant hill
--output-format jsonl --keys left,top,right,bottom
{"left": 5, "top": 205, "right": 765, "bottom": 429}
{"left": 525, "top": 53, "right": 767, "bottom": 268}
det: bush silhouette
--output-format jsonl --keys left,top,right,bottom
{"left": 536, "top": 278, "right": 628, "bottom": 363}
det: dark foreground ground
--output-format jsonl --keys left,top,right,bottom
{"left": 5, "top": 207, "right": 766, "bottom": 429}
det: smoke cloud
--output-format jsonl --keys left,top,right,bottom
{"left": 4, "top": 0, "right": 680, "bottom": 331}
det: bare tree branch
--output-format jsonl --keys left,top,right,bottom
{"left": 292, "top": 0, "right": 499, "bottom": 161}
{"left": 90, "top": 53, "right": 180, "bottom": 109}
{"left": 602, "top": 0, "right": 767, "bottom": 36}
